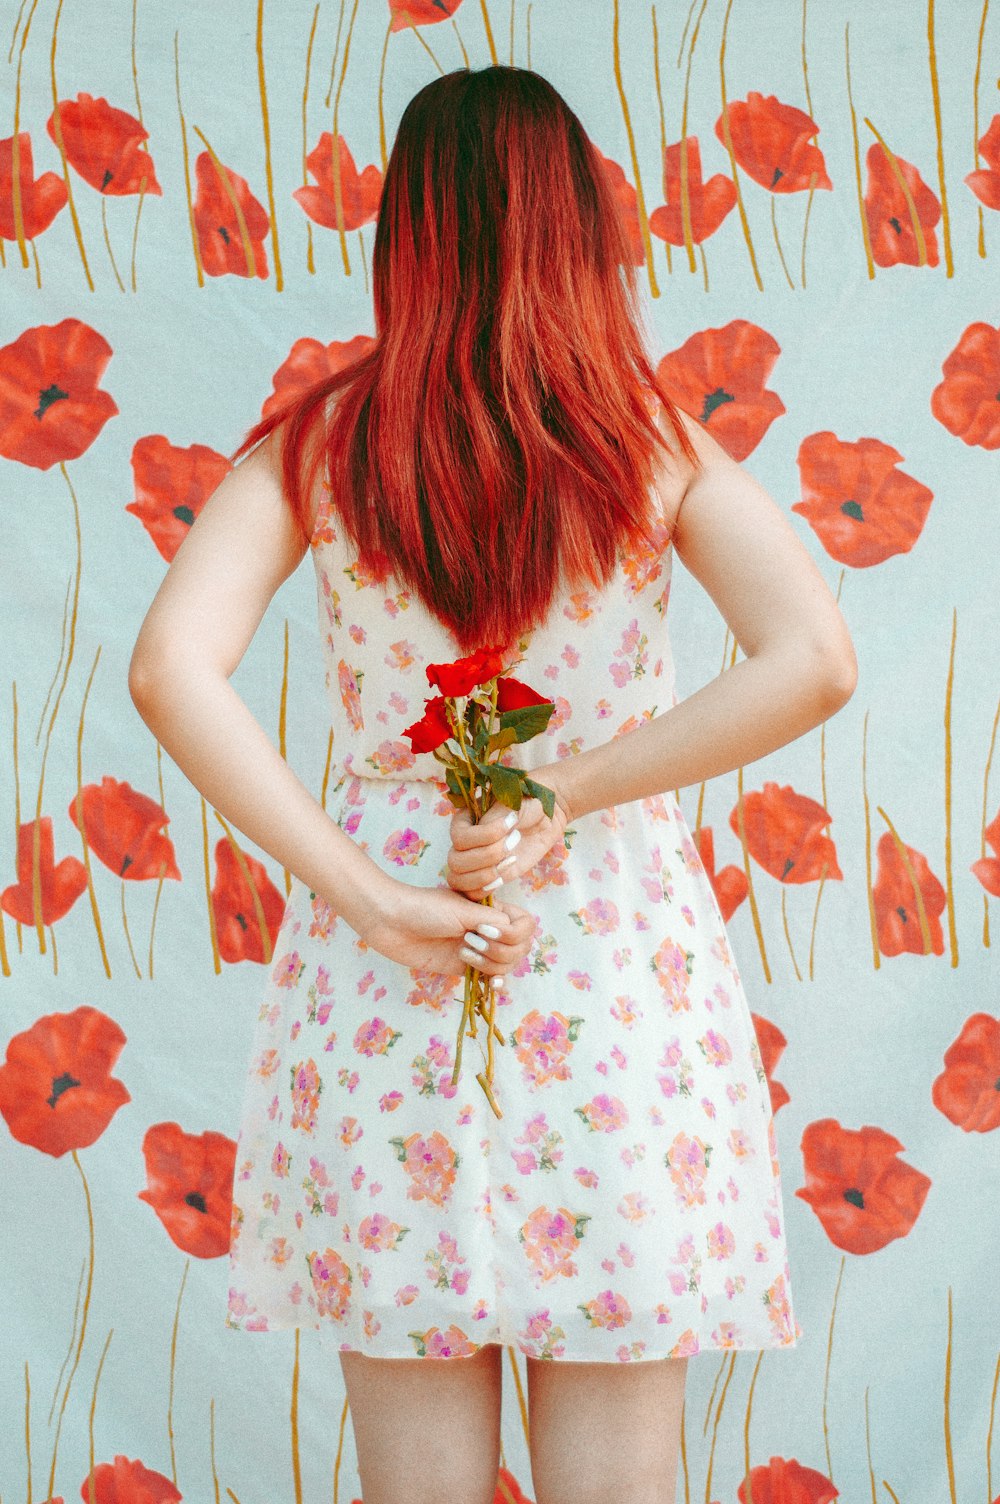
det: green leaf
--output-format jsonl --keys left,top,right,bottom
{"left": 522, "top": 776, "right": 556, "bottom": 819}
{"left": 444, "top": 767, "right": 467, "bottom": 807}
{"left": 498, "top": 702, "right": 555, "bottom": 743}
{"left": 486, "top": 726, "right": 519, "bottom": 757}
{"left": 485, "top": 761, "right": 523, "bottom": 809}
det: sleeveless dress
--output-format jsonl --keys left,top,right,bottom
{"left": 225, "top": 459, "right": 803, "bottom": 1364}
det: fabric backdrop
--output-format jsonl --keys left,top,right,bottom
{"left": 2, "top": 2, "right": 999, "bottom": 1501}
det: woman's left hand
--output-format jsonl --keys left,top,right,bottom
{"left": 356, "top": 880, "right": 537, "bottom": 978}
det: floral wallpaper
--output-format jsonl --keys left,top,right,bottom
{"left": 1, "top": 1, "right": 999, "bottom": 1502}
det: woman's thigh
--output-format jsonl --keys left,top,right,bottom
{"left": 524, "top": 1353, "right": 688, "bottom": 1504}
{"left": 339, "top": 1342, "right": 504, "bottom": 1504}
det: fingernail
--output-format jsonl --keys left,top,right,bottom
{"left": 463, "top": 930, "right": 489, "bottom": 953}
{"left": 476, "top": 923, "right": 501, "bottom": 939}
{"left": 482, "top": 877, "right": 503, "bottom": 892}
{"left": 504, "top": 829, "right": 521, "bottom": 851}
{"left": 503, "top": 811, "right": 517, "bottom": 830}
{"left": 459, "top": 948, "right": 481, "bottom": 967}
{"left": 497, "top": 853, "right": 517, "bottom": 871}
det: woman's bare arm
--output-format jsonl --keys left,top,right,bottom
{"left": 127, "top": 432, "right": 535, "bottom": 975}
{"left": 551, "top": 409, "right": 857, "bottom": 821}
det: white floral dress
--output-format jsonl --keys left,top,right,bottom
{"left": 225, "top": 470, "right": 803, "bottom": 1364}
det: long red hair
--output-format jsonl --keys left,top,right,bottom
{"left": 230, "top": 64, "right": 701, "bottom": 652}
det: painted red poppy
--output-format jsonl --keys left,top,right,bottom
{"left": 402, "top": 696, "right": 453, "bottom": 755}
{"left": 0, "top": 318, "right": 118, "bottom": 469}
{"left": 653, "top": 320, "right": 785, "bottom": 461}
{"left": 1, "top": 817, "right": 87, "bottom": 926}
{"left": 931, "top": 1013, "right": 1000, "bottom": 1134}
{"left": 426, "top": 647, "right": 509, "bottom": 698}
{"left": 292, "top": 132, "right": 383, "bottom": 232}
{"left": 693, "top": 825, "right": 747, "bottom": 922}
{"left": 211, "top": 838, "right": 287, "bottom": 965}
{"left": 0, "top": 133, "right": 67, "bottom": 240}
{"left": 648, "top": 136, "right": 736, "bottom": 247}
{"left": 971, "top": 808, "right": 1000, "bottom": 897}
{"left": 138, "top": 1121, "right": 237, "bottom": 1259}
{"left": 46, "top": 93, "right": 161, "bottom": 196}
{"left": 863, "top": 143, "right": 941, "bottom": 268}
{"left": 594, "top": 148, "right": 645, "bottom": 266}
{"left": 82, "top": 1455, "right": 180, "bottom": 1504}
{"left": 872, "top": 831, "right": 946, "bottom": 957}
{"left": 192, "top": 151, "right": 269, "bottom": 279}
{"left": 729, "top": 783, "right": 842, "bottom": 885}
{"left": 791, "top": 431, "right": 934, "bottom": 566}
{"left": 68, "top": 777, "right": 180, "bottom": 883}
{"left": 715, "top": 92, "right": 832, "bottom": 194}
{"left": 125, "top": 435, "right": 232, "bottom": 562}
{"left": 491, "top": 1467, "right": 534, "bottom": 1504}
{"left": 388, "top": 0, "right": 461, "bottom": 28}
{"left": 965, "top": 113, "right": 1000, "bottom": 209}
{"left": 795, "top": 1118, "right": 931, "bottom": 1254}
{"left": 749, "top": 1012, "right": 790, "bottom": 1115}
{"left": 736, "top": 1455, "right": 838, "bottom": 1504}
{"left": 0, "top": 1006, "right": 130, "bottom": 1158}
{"left": 261, "top": 333, "right": 375, "bottom": 423}
{"left": 930, "top": 321, "right": 1000, "bottom": 450}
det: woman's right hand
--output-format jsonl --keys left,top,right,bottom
{"left": 445, "top": 763, "right": 573, "bottom": 900}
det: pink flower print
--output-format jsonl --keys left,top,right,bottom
{"left": 609, "top": 617, "right": 649, "bottom": 683}
{"left": 520, "top": 1111, "right": 549, "bottom": 1146}
{"left": 269, "top": 1236, "right": 294, "bottom": 1267}
{"left": 765, "top": 1272, "right": 796, "bottom": 1342}
{"left": 289, "top": 1059, "right": 322, "bottom": 1134}
{"left": 727, "top": 1128, "right": 753, "bottom": 1161}
{"left": 633, "top": 911, "right": 651, "bottom": 931}
{"left": 610, "top": 1044, "right": 627, "bottom": 1070}
{"left": 699, "top": 1028, "right": 733, "bottom": 1068}
{"left": 617, "top": 1191, "right": 651, "bottom": 1223}
{"left": 572, "top": 898, "right": 620, "bottom": 936}
{"left": 306, "top": 1247, "right": 352, "bottom": 1322}
{"left": 379, "top": 1091, "right": 405, "bottom": 1112}
{"left": 543, "top": 664, "right": 559, "bottom": 680}
{"left": 512, "top": 1149, "right": 536, "bottom": 1176}
{"left": 390, "top": 1130, "right": 460, "bottom": 1208}
{"left": 652, "top": 936, "right": 695, "bottom": 1012}
{"left": 404, "top": 966, "right": 461, "bottom": 1010}
{"left": 342, "top": 810, "right": 363, "bottom": 837}
{"left": 335, "top": 1118, "right": 362, "bottom": 1150}
{"left": 388, "top": 691, "right": 409, "bottom": 716}
{"left": 394, "top": 1284, "right": 420, "bottom": 1306}
{"left": 521, "top": 841, "right": 570, "bottom": 893}
{"left": 594, "top": 697, "right": 612, "bottom": 719}
{"left": 563, "top": 589, "right": 597, "bottom": 621}
{"left": 666, "top": 1131, "right": 712, "bottom": 1208}
{"left": 353, "top": 1017, "right": 402, "bottom": 1057}
{"left": 350, "top": 1163, "right": 366, "bottom": 1190}
{"left": 574, "top": 1167, "right": 599, "bottom": 1189}
{"left": 290, "top": 1020, "right": 301, "bottom": 1042}
{"left": 548, "top": 696, "right": 572, "bottom": 731}
{"left": 382, "top": 588, "right": 411, "bottom": 618}
{"left": 621, "top": 517, "right": 671, "bottom": 595}
{"left": 561, "top": 644, "right": 581, "bottom": 668}
{"left": 574, "top": 1094, "right": 629, "bottom": 1133}
{"left": 518, "top": 1205, "right": 591, "bottom": 1285}
{"left": 382, "top": 827, "right": 429, "bottom": 866}
{"left": 609, "top": 660, "right": 631, "bottom": 689}
{"left": 359, "top": 1213, "right": 410, "bottom": 1252}
{"left": 271, "top": 1141, "right": 291, "bottom": 1178}
{"left": 654, "top": 1303, "right": 673, "bottom": 1324}
{"left": 707, "top": 1222, "right": 737, "bottom": 1260}
{"left": 385, "top": 640, "right": 418, "bottom": 673}
{"left": 472, "top": 1298, "right": 489, "bottom": 1321}
{"left": 410, "top": 1325, "right": 479, "bottom": 1359}
{"left": 595, "top": 1060, "right": 609, "bottom": 1076}
{"left": 348, "top": 623, "right": 366, "bottom": 644}
{"left": 610, "top": 995, "right": 640, "bottom": 1029}
{"left": 337, "top": 660, "right": 365, "bottom": 731}
{"left": 363, "top": 1309, "right": 382, "bottom": 1339}
{"left": 255, "top": 1047, "right": 280, "bottom": 1079}
{"left": 273, "top": 950, "right": 306, "bottom": 989}
{"left": 512, "top": 1010, "right": 584, "bottom": 1089}
{"left": 426, "top": 1035, "right": 452, "bottom": 1069}
{"left": 344, "top": 555, "right": 384, "bottom": 590}
{"left": 613, "top": 946, "right": 632, "bottom": 970}
{"left": 578, "top": 1289, "right": 632, "bottom": 1330}
{"left": 365, "top": 739, "right": 417, "bottom": 777}
{"left": 308, "top": 893, "right": 337, "bottom": 941}
{"left": 567, "top": 970, "right": 592, "bottom": 991}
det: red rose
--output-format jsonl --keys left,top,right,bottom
{"left": 425, "top": 645, "right": 508, "bottom": 698}
{"left": 495, "top": 675, "right": 551, "bottom": 712}
{"left": 401, "top": 696, "right": 453, "bottom": 754}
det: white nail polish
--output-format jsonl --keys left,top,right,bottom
{"left": 463, "top": 930, "right": 489, "bottom": 953}
{"left": 503, "top": 811, "right": 517, "bottom": 830}
{"left": 482, "top": 877, "right": 503, "bottom": 892}
{"left": 477, "top": 923, "right": 501, "bottom": 939}
{"left": 497, "top": 853, "right": 517, "bottom": 871}
{"left": 459, "top": 948, "right": 480, "bottom": 966}
{"left": 504, "top": 829, "right": 521, "bottom": 851}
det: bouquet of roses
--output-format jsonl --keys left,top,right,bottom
{"left": 401, "top": 646, "right": 556, "bottom": 1120}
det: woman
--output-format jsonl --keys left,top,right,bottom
{"left": 129, "top": 63, "right": 856, "bottom": 1504}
